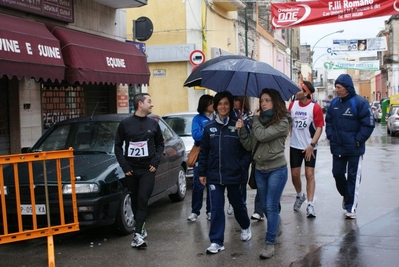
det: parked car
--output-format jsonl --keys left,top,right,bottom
{"left": 0, "top": 114, "right": 187, "bottom": 235}
{"left": 162, "top": 112, "right": 197, "bottom": 178}
{"left": 387, "top": 105, "right": 399, "bottom": 136}
{"left": 372, "top": 103, "right": 382, "bottom": 122}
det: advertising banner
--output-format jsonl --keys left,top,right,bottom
{"left": 271, "top": 0, "right": 398, "bottom": 29}
{"left": 332, "top": 37, "right": 387, "bottom": 52}
{"left": 323, "top": 60, "right": 380, "bottom": 70}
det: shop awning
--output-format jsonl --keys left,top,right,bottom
{"left": 48, "top": 26, "right": 150, "bottom": 85}
{"left": 0, "top": 14, "right": 65, "bottom": 82}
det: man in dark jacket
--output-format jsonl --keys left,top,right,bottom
{"left": 114, "top": 93, "right": 164, "bottom": 248}
{"left": 325, "top": 74, "right": 374, "bottom": 219}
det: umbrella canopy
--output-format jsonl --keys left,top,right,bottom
{"left": 183, "top": 54, "right": 248, "bottom": 87}
{"left": 200, "top": 58, "right": 300, "bottom": 101}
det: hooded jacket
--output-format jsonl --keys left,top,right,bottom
{"left": 325, "top": 74, "right": 375, "bottom": 156}
{"left": 198, "top": 114, "right": 251, "bottom": 185}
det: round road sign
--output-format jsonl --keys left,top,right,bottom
{"left": 189, "top": 50, "right": 205, "bottom": 65}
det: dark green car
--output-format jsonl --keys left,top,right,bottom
{"left": 0, "top": 114, "right": 187, "bottom": 235}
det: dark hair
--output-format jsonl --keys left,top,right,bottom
{"left": 213, "top": 91, "right": 234, "bottom": 114}
{"left": 234, "top": 96, "right": 251, "bottom": 112}
{"left": 197, "top": 94, "right": 214, "bottom": 114}
{"left": 259, "top": 88, "right": 291, "bottom": 127}
{"left": 303, "top": 80, "right": 315, "bottom": 100}
{"left": 133, "top": 93, "right": 150, "bottom": 110}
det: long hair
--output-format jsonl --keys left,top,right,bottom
{"left": 197, "top": 94, "right": 214, "bottom": 114}
{"left": 259, "top": 88, "right": 291, "bottom": 128}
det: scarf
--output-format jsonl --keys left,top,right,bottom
{"left": 259, "top": 109, "right": 274, "bottom": 125}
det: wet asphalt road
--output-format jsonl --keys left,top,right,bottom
{"left": 1, "top": 123, "right": 399, "bottom": 267}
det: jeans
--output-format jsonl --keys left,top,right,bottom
{"left": 255, "top": 165, "right": 288, "bottom": 244}
{"left": 191, "top": 162, "right": 210, "bottom": 215}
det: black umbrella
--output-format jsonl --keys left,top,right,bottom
{"left": 183, "top": 54, "right": 248, "bottom": 87}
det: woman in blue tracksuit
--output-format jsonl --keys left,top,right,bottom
{"left": 198, "top": 91, "right": 252, "bottom": 254}
{"left": 187, "top": 94, "right": 214, "bottom": 222}
{"left": 325, "top": 74, "right": 375, "bottom": 219}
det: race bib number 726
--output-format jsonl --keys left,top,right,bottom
{"left": 128, "top": 141, "right": 149, "bottom": 157}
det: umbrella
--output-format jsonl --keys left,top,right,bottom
{"left": 183, "top": 54, "right": 248, "bottom": 87}
{"left": 200, "top": 58, "right": 300, "bottom": 101}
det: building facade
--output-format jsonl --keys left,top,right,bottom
{"left": 0, "top": 1, "right": 148, "bottom": 155}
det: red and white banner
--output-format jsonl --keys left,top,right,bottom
{"left": 271, "top": 0, "right": 399, "bottom": 29}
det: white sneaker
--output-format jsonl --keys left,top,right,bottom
{"left": 206, "top": 243, "right": 225, "bottom": 254}
{"left": 240, "top": 227, "right": 252, "bottom": 241}
{"left": 227, "top": 204, "right": 234, "bottom": 215}
{"left": 251, "top": 213, "right": 264, "bottom": 221}
{"left": 141, "top": 229, "right": 147, "bottom": 239}
{"left": 293, "top": 194, "right": 306, "bottom": 211}
{"left": 187, "top": 213, "right": 199, "bottom": 222}
{"left": 206, "top": 212, "right": 211, "bottom": 221}
{"left": 131, "top": 233, "right": 147, "bottom": 248}
{"left": 306, "top": 204, "right": 316, "bottom": 218}
{"left": 345, "top": 212, "right": 356, "bottom": 219}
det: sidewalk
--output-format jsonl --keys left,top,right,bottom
{"left": 290, "top": 208, "right": 399, "bottom": 267}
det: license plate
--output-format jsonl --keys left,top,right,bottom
{"left": 20, "top": 204, "right": 46, "bottom": 215}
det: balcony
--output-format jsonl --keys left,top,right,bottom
{"left": 92, "top": 0, "right": 147, "bottom": 9}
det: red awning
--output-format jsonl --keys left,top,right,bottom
{"left": 48, "top": 26, "right": 150, "bottom": 85}
{"left": 0, "top": 14, "right": 65, "bottom": 82}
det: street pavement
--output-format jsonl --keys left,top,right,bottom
{"left": 0, "top": 123, "right": 398, "bottom": 267}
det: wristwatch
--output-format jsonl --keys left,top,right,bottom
{"left": 310, "top": 142, "right": 316, "bottom": 147}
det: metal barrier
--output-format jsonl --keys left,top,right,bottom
{"left": 0, "top": 148, "right": 79, "bottom": 267}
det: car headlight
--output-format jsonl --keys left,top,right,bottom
{"left": 63, "top": 183, "right": 100, "bottom": 194}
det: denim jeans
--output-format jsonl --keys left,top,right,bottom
{"left": 255, "top": 165, "right": 288, "bottom": 244}
{"left": 191, "top": 162, "right": 210, "bottom": 215}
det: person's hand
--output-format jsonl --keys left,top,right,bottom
{"left": 149, "top": 165, "right": 157, "bottom": 172}
{"left": 125, "top": 170, "right": 133, "bottom": 176}
{"left": 303, "top": 146, "right": 315, "bottom": 161}
{"left": 255, "top": 109, "right": 260, "bottom": 115}
{"left": 199, "top": 176, "right": 207, "bottom": 186}
{"left": 235, "top": 118, "right": 244, "bottom": 129}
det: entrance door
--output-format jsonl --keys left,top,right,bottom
{"left": 0, "top": 77, "right": 10, "bottom": 155}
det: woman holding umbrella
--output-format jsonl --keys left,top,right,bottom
{"left": 236, "top": 88, "right": 292, "bottom": 259}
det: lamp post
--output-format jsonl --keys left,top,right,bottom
{"left": 311, "top": 30, "right": 344, "bottom": 83}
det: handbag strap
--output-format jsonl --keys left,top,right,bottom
{"left": 252, "top": 141, "right": 260, "bottom": 157}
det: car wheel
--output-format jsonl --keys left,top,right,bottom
{"left": 391, "top": 129, "right": 395, "bottom": 137}
{"left": 387, "top": 126, "right": 391, "bottom": 135}
{"left": 115, "top": 190, "right": 135, "bottom": 235}
{"left": 168, "top": 166, "right": 187, "bottom": 202}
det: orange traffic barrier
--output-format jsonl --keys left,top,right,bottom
{"left": 0, "top": 148, "right": 79, "bottom": 267}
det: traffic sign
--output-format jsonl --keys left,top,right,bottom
{"left": 189, "top": 50, "right": 205, "bottom": 65}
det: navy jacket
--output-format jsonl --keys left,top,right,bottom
{"left": 198, "top": 115, "right": 252, "bottom": 185}
{"left": 325, "top": 74, "right": 375, "bottom": 156}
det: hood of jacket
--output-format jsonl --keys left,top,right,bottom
{"left": 335, "top": 74, "right": 356, "bottom": 100}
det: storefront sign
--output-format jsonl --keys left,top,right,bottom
{"left": 0, "top": 0, "right": 74, "bottom": 23}
{"left": 146, "top": 44, "right": 195, "bottom": 63}
{"left": 323, "top": 60, "right": 380, "bottom": 70}
{"left": 271, "top": 0, "right": 397, "bottom": 29}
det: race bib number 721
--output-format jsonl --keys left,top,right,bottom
{"left": 128, "top": 141, "right": 149, "bottom": 157}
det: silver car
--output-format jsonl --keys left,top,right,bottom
{"left": 162, "top": 112, "right": 197, "bottom": 178}
{"left": 387, "top": 105, "right": 399, "bottom": 136}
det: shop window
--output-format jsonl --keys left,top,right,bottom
{"left": 128, "top": 85, "right": 142, "bottom": 113}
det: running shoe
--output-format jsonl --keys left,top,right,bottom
{"left": 206, "top": 243, "right": 225, "bottom": 254}
{"left": 293, "top": 194, "right": 306, "bottom": 211}
{"left": 187, "top": 213, "right": 199, "bottom": 222}
{"left": 131, "top": 233, "right": 147, "bottom": 248}
{"left": 251, "top": 213, "right": 265, "bottom": 221}
{"left": 306, "top": 204, "right": 316, "bottom": 218}
{"left": 345, "top": 212, "right": 356, "bottom": 219}
{"left": 240, "top": 227, "right": 252, "bottom": 241}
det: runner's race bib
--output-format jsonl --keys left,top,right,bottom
{"left": 128, "top": 141, "right": 149, "bottom": 157}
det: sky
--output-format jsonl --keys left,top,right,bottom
{"left": 300, "top": 16, "right": 391, "bottom": 70}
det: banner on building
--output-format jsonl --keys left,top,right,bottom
{"left": 323, "top": 60, "right": 380, "bottom": 70}
{"left": 271, "top": 0, "right": 398, "bottom": 29}
{"left": 332, "top": 37, "right": 387, "bottom": 52}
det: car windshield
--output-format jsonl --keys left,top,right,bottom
{"left": 31, "top": 121, "right": 119, "bottom": 154}
{"left": 163, "top": 114, "right": 195, "bottom": 137}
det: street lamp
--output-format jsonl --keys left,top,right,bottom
{"left": 311, "top": 30, "right": 344, "bottom": 82}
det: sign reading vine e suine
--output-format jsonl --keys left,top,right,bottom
{"left": 0, "top": 0, "right": 74, "bottom": 23}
